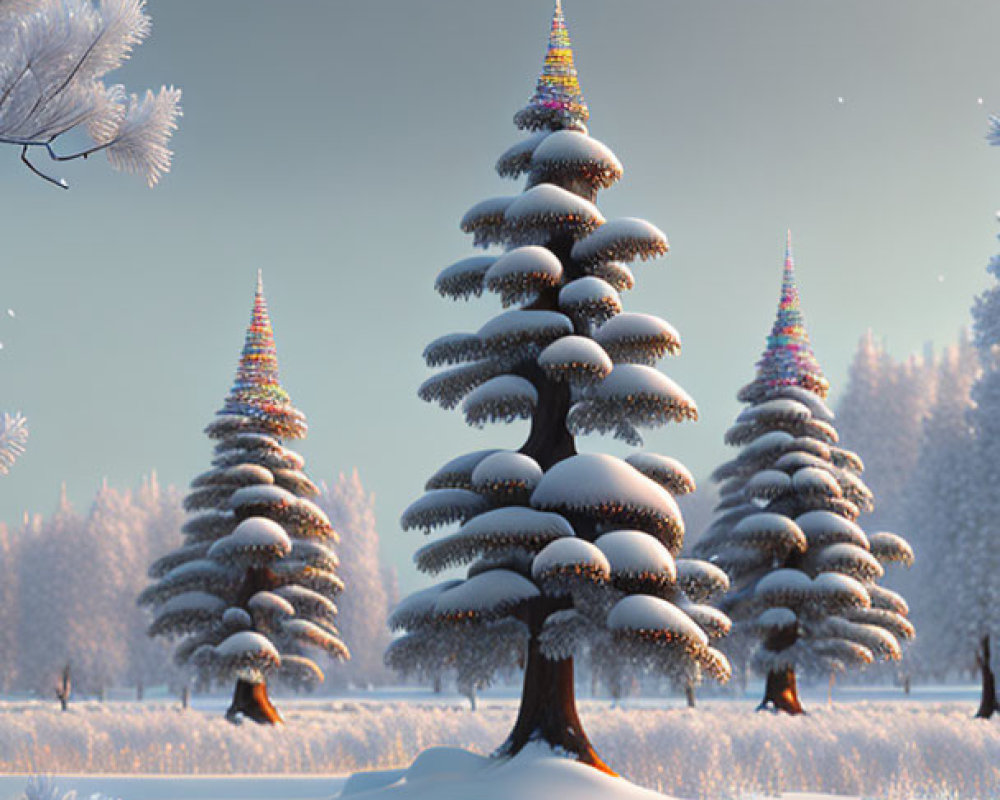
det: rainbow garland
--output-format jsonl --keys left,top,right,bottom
{"left": 514, "top": 0, "right": 589, "bottom": 131}
{"left": 221, "top": 272, "right": 303, "bottom": 431}
{"left": 751, "top": 233, "right": 829, "bottom": 399}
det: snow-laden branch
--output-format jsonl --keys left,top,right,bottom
{"left": 0, "top": 0, "right": 181, "bottom": 188}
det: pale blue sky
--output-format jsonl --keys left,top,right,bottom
{"left": 1, "top": 0, "right": 998, "bottom": 594}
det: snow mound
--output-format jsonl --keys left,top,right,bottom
{"left": 340, "top": 745, "right": 669, "bottom": 800}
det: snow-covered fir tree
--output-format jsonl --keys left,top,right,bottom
{"left": 696, "top": 234, "right": 914, "bottom": 714}
{"left": 141, "top": 274, "right": 348, "bottom": 724}
{"left": 0, "top": 0, "right": 181, "bottom": 188}
{"left": 387, "top": 2, "right": 731, "bottom": 770}
{"left": 896, "top": 334, "right": 978, "bottom": 683}
{"left": 962, "top": 224, "right": 1000, "bottom": 718}
{"left": 314, "top": 471, "right": 393, "bottom": 688}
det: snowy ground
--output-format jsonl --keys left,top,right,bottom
{"left": 0, "top": 686, "right": 996, "bottom": 799}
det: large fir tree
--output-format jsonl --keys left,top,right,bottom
{"left": 387, "top": 2, "right": 731, "bottom": 771}
{"left": 696, "top": 234, "right": 914, "bottom": 714}
{"left": 141, "top": 274, "right": 347, "bottom": 724}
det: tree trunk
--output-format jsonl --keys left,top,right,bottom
{"left": 497, "top": 236, "right": 607, "bottom": 773}
{"left": 757, "top": 667, "right": 805, "bottom": 715}
{"left": 685, "top": 682, "right": 696, "bottom": 708}
{"left": 975, "top": 634, "right": 999, "bottom": 719}
{"left": 225, "top": 679, "right": 282, "bottom": 725}
{"left": 497, "top": 620, "right": 613, "bottom": 774}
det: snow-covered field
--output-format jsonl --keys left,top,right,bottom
{"left": 0, "top": 689, "right": 997, "bottom": 799}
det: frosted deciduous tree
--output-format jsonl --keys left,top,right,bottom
{"left": 963, "top": 223, "right": 1000, "bottom": 718}
{"left": 836, "top": 337, "right": 936, "bottom": 535}
{"left": 0, "top": 413, "right": 27, "bottom": 474}
{"left": 0, "top": 521, "right": 19, "bottom": 692}
{"left": 142, "top": 274, "right": 347, "bottom": 724}
{"left": 315, "top": 471, "right": 392, "bottom": 687}
{"left": 387, "top": 2, "right": 731, "bottom": 771}
{"left": 15, "top": 489, "right": 78, "bottom": 696}
{"left": 894, "top": 335, "right": 977, "bottom": 682}
{"left": 697, "top": 234, "right": 914, "bottom": 714}
{"left": 0, "top": 0, "right": 181, "bottom": 188}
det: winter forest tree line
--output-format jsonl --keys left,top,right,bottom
{"left": 0, "top": 470, "right": 394, "bottom": 697}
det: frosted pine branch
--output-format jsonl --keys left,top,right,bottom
{"left": 0, "top": 0, "right": 181, "bottom": 188}
{"left": 0, "top": 412, "right": 27, "bottom": 474}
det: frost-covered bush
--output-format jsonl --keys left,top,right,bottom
{"left": 0, "top": 699, "right": 997, "bottom": 799}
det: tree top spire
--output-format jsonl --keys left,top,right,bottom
{"left": 747, "top": 232, "right": 830, "bottom": 400}
{"left": 220, "top": 272, "right": 297, "bottom": 427}
{"left": 514, "top": 1, "right": 590, "bottom": 132}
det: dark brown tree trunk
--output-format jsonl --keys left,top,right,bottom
{"left": 757, "top": 667, "right": 805, "bottom": 715}
{"left": 225, "top": 679, "right": 282, "bottom": 725}
{"left": 223, "top": 566, "right": 283, "bottom": 724}
{"left": 497, "top": 234, "right": 608, "bottom": 772}
{"left": 496, "top": 628, "right": 614, "bottom": 774}
{"left": 975, "top": 635, "right": 999, "bottom": 719}
{"left": 685, "top": 682, "right": 696, "bottom": 708}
